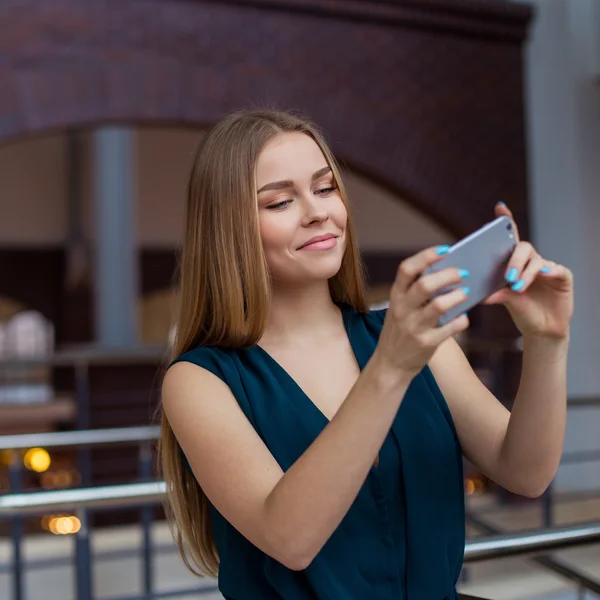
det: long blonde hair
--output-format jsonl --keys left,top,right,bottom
{"left": 159, "top": 108, "right": 368, "bottom": 577}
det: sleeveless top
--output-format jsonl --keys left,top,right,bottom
{"left": 171, "top": 305, "right": 465, "bottom": 600}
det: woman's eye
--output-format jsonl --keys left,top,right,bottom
{"left": 266, "top": 200, "right": 292, "bottom": 210}
{"left": 315, "top": 186, "right": 337, "bottom": 196}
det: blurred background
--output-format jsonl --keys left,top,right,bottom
{"left": 0, "top": 0, "right": 598, "bottom": 599}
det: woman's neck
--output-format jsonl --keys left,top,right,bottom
{"left": 259, "top": 282, "right": 344, "bottom": 348}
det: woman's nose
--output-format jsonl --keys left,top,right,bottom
{"left": 301, "top": 195, "right": 328, "bottom": 226}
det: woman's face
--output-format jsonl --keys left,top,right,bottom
{"left": 256, "top": 132, "right": 348, "bottom": 286}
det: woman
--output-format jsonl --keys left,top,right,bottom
{"left": 160, "top": 109, "right": 573, "bottom": 600}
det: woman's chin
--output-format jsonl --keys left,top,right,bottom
{"left": 271, "top": 266, "right": 341, "bottom": 287}
{"left": 302, "top": 264, "right": 343, "bottom": 283}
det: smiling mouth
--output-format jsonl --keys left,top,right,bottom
{"left": 298, "top": 236, "right": 338, "bottom": 251}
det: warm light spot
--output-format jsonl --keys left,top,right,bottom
{"left": 465, "top": 478, "right": 476, "bottom": 495}
{"left": 58, "top": 517, "right": 73, "bottom": 534}
{"left": 23, "top": 448, "right": 51, "bottom": 473}
{"left": 48, "top": 515, "right": 81, "bottom": 535}
{"left": 465, "top": 476, "right": 486, "bottom": 496}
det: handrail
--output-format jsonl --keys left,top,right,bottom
{"left": 2, "top": 426, "right": 597, "bottom": 472}
{"left": 0, "top": 426, "right": 160, "bottom": 451}
{"left": 1, "top": 482, "right": 600, "bottom": 564}
{"left": 0, "top": 482, "right": 166, "bottom": 515}
{"left": 464, "top": 521, "right": 600, "bottom": 562}
{"left": 467, "top": 512, "right": 600, "bottom": 594}
{"left": 0, "top": 344, "right": 167, "bottom": 367}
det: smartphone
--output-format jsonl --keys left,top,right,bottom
{"left": 422, "top": 215, "right": 517, "bottom": 326}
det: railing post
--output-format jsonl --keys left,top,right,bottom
{"left": 139, "top": 441, "right": 154, "bottom": 599}
{"left": 75, "top": 362, "right": 92, "bottom": 485}
{"left": 74, "top": 507, "right": 94, "bottom": 600}
{"left": 8, "top": 451, "right": 24, "bottom": 600}
{"left": 542, "top": 482, "right": 554, "bottom": 527}
{"left": 74, "top": 361, "right": 94, "bottom": 599}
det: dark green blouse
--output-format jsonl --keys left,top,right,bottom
{"left": 172, "top": 305, "right": 465, "bottom": 599}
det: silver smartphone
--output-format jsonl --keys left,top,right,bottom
{"left": 422, "top": 215, "right": 517, "bottom": 326}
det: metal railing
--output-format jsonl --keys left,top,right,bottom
{"left": 467, "top": 512, "right": 600, "bottom": 596}
{"left": 2, "top": 479, "right": 600, "bottom": 563}
{"left": 1, "top": 480, "right": 600, "bottom": 599}
{"left": 0, "top": 425, "right": 160, "bottom": 451}
{"left": 2, "top": 416, "right": 600, "bottom": 600}
{"left": 0, "top": 426, "right": 163, "bottom": 600}
{"left": 0, "top": 481, "right": 166, "bottom": 514}
{"left": 465, "top": 521, "right": 600, "bottom": 563}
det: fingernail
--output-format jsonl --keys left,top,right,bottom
{"left": 512, "top": 279, "right": 525, "bottom": 292}
{"left": 458, "top": 269, "right": 470, "bottom": 279}
{"left": 497, "top": 201, "right": 507, "bottom": 207}
{"left": 540, "top": 267, "right": 551, "bottom": 274}
{"left": 436, "top": 245, "right": 451, "bottom": 255}
{"left": 462, "top": 287, "right": 471, "bottom": 296}
{"left": 506, "top": 268, "right": 519, "bottom": 283}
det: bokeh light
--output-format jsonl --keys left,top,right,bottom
{"left": 23, "top": 448, "right": 51, "bottom": 473}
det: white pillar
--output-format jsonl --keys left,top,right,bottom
{"left": 520, "top": 0, "right": 600, "bottom": 490}
{"left": 93, "top": 127, "right": 139, "bottom": 347}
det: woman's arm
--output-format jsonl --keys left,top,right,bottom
{"left": 500, "top": 333, "right": 568, "bottom": 494}
{"left": 163, "top": 356, "right": 412, "bottom": 571}
{"left": 431, "top": 202, "right": 573, "bottom": 497}
{"left": 429, "top": 334, "right": 568, "bottom": 497}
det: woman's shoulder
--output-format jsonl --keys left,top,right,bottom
{"left": 167, "top": 345, "right": 243, "bottom": 385}
{"left": 170, "top": 345, "right": 228, "bottom": 368}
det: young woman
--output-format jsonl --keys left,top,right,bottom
{"left": 160, "top": 109, "right": 573, "bottom": 600}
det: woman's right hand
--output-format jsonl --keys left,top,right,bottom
{"left": 374, "top": 245, "right": 470, "bottom": 378}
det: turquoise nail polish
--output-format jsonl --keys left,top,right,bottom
{"left": 512, "top": 279, "right": 525, "bottom": 292}
{"left": 458, "top": 269, "right": 470, "bottom": 279}
{"left": 436, "top": 245, "right": 451, "bottom": 255}
{"left": 497, "top": 201, "right": 507, "bottom": 207}
{"left": 462, "top": 287, "right": 471, "bottom": 296}
{"left": 540, "top": 267, "right": 551, "bottom": 274}
{"left": 507, "top": 268, "right": 518, "bottom": 283}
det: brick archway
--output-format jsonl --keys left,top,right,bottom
{"left": 0, "top": 0, "right": 532, "bottom": 238}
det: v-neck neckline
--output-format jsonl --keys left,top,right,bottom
{"left": 253, "top": 303, "right": 382, "bottom": 471}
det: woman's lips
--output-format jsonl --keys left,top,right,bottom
{"left": 298, "top": 237, "right": 338, "bottom": 251}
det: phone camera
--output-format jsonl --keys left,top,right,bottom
{"left": 506, "top": 223, "right": 512, "bottom": 231}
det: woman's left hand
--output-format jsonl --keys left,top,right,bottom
{"left": 483, "top": 203, "right": 574, "bottom": 340}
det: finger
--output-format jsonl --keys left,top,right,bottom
{"left": 392, "top": 245, "right": 452, "bottom": 295}
{"left": 419, "top": 287, "right": 471, "bottom": 326}
{"left": 495, "top": 202, "right": 520, "bottom": 242}
{"left": 505, "top": 241, "right": 536, "bottom": 291}
{"left": 538, "top": 261, "right": 564, "bottom": 278}
{"left": 483, "top": 289, "right": 511, "bottom": 306}
{"left": 423, "top": 312, "right": 470, "bottom": 347}
{"left": 538, "top": 261, "right": 574, "bottom": 291}
{"left": 509, "top": 254, "right": 545, "bottom": 294}
{"left": 405, "top": 267, "right": 470, "bottom": 309}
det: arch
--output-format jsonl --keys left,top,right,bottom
{"left": 0, "top": 0, "right": 532, "bottom": 238}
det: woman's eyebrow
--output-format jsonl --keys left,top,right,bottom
{"left": 257, "top": 166, "right": 332, "bottom": 194}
